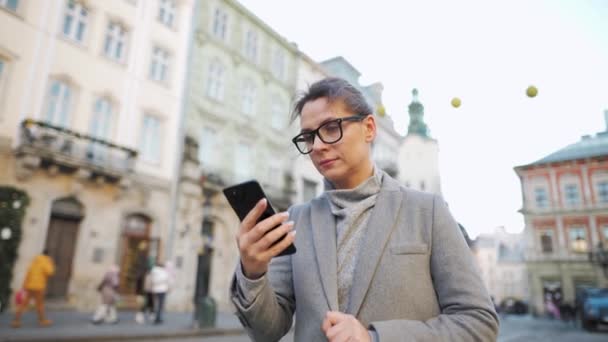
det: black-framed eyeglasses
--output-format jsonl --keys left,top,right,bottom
{"left": 291, "top": 114, "right": 368, "bottom": 155}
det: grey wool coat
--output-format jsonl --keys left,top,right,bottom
{"left": 230, "top": 173, "right": 499, "bottom": 341}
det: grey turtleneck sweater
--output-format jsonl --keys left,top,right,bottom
{"left": 324, "top": 167, "right": 383, "bottom": 312}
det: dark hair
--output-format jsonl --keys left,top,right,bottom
{"left": 42, "top": 249, "right": 49, "bottom": 256}
{"left": 291, "top": 77, "right": 373, "bottom": 122}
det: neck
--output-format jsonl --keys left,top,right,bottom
{"left": 332, "top": 160, "right": 374, "bottom": 190}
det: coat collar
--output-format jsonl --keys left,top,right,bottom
{"left": 309, "top": 171, "right": 404, "bottom": 315}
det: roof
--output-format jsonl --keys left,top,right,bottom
{"left": 522, "top": 131, "right": 608, "bottom": 167}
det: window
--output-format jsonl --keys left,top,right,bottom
{"left": 90, "top": 97, "right": 113, "bottom": 139}
{"left": 206, "top": 60, "right": 224, "bottom": 101}
{"left": 241, "top": 79, "right": 256, "bottom": 116}
{"left": 534, "top": 187, "right": 549, "bottom": 208}
{"left": 212, "top": 8, "right": 228, "bottom": 41}
{"left": 0, "top": 0, "right": 18, "bottom": 11}
{"left": 88, "top": 97, "right": 113, "bottom": 161}
{"left": 149, "top": 46, "right": 169, "bottom": 82}
{"left": 198, "top": 127, "right": 216, "bottom": 166}
{"left": 244, "top": 29, "right": 258, "bottom": 62}
{"left": 569, "top": 227, "right": 588, "bottom": 253}
{"left": 564, "top": 184, "right": 580, "bottom": 206}
{"left": 540, "top": 230, "right": 553, "bottom": 253}
{"left": 271, "top": 97, "right": 285, "bottom": 129}
{"left": 598, "top": 181, "right": 608, "bottom": 203}
{"left": 303, "top": 179, "right": 318, "bottom": 202}
{"left": 62, "top": 0, "right": 88, "bottom": 43}
{"left": 104, "top": 21, "right": 127, "bottom": 61}
{"left": 235, "top": 142, "right": 252, "bottom": 181}
{"left": 271, "top": 48, "right": 285, "bottom": 80}
{"left": 43, "top": 79, "right": 72, "bottom": 128}
{"left": 139, "top": 115, "right": 161, "bottom": 163}
{"left": 158, "top": 0, "right": 175, "bottom": 27}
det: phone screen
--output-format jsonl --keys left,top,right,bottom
{"left": 223, "top": 180, "right": 296, "bottom": 256}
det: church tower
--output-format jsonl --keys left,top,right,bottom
{"left": 398, "top": 89, "right": 442, "bottom": 195}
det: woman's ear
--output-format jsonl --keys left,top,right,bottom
{"left": 364, "top": 115, "right": 377, "bottom": 143}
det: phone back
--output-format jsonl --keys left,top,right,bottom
{"left": 223, "top": 180, "right": 275, "bottom": 222}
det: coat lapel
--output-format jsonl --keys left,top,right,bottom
{"left": 310, "top": 196, "right": 339, "bottom": 311}
{"left": 347, "top": 175, "right": 404, "bottom": 316}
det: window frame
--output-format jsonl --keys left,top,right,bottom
{"left": 539, "top": 229, "right": 554, "bottom": 254}
{"left": 568, "top": 226, "right": 588, "bottom": 253}
{"left": 62, "top": 0, "right": 89, "bottom": 44}
{"left": 158, "top": 0, "right": 176, "bottom": 28}
{"left": 212, "top": 7, "right": 228, "bottom": 41}
{"left": 241, "top": 78, "right": 256, "bottom": 116}
{"left": 103, "top": 20, "right": 128, "bottom": 62}
{"left": 43, "top": 78, "right": 73, "bottom": 128}
{"left": 534, "top": 186, "right": 549, "bottom": 208}
{"left": 198, "top": 126, "right": 216, "bottom": 167}
{"left": 243, "top": 28, "right": 258, "bottom": 63}
{"left": 149, "top": 46, "right": 170, "bottom": 83}
{"left": 139, "top": 114, "right": 162, "bottom": 164}
{"left": 205, "top": 59, "right": 225, "bottom": 101}
{"left": 563, "top": 183, "right": 580, "bottom": 206}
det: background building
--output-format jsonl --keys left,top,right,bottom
{"left": 473, "top": 226, "right": 529, "bottom": 305}
{"left": 514, "top": 111, "right": 608, "bottom": 314}
{"left": 182, "top": 0, "right": 299, "bottom": 311}
{"left": 398, "top": 89, "right": 442, "bottom": 195}
{"left": 0, "top": 0, "right": 195, "bottom": 310}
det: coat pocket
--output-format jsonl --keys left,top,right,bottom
{"left": 390, "top": 242, "right": 428, "bottom": 255}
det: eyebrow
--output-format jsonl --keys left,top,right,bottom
{"left": 299, "top": 116, "right": 339, "bottom": 134}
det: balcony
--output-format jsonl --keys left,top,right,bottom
{"left": 15, "top": 119, "right": 137, "bottom": 184}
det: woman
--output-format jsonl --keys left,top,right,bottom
{"left": 230, "top": 77, "right": 499, "bottom": 341}
{"left": 92, "top": 265, "right": 120, "bottom": 324}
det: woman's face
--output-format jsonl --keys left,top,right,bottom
{"left": 299, "top": 97, "right": 376, "bottom": 189}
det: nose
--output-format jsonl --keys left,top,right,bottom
{"left": 311, "top": 134, "right": 329, "bottom": 152}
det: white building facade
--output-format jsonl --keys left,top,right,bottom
{"left": 0, "top": 0, "right": 196, "bottom": 310}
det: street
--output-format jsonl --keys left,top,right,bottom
{"left": 138, "top": 316, "right": 608, "bottom": 342}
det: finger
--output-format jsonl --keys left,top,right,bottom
{"left": 321, "top": 316, "right": 332, "bottom": 334}
{"left": 239, "top": 198, "right": 268, "bottom": 234}
{"left": 326, "top": 320, "right": 347, "bottom": 341}
{"left": 326, "top": 311, "right": 348, "bottom": 325}
{"left": 247, "top": 211, "right": 290, "bottom": 243}
{"left": 264, "top": 230, "right": 296, "bottom": 259}
{"left": 253, "top": 221, "right": 294, "bottom": 250}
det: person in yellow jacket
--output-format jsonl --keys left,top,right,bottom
{"left": 11, "top": 250, "right": 55, "bottom": 328}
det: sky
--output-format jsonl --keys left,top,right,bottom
{"left": 238, "top": 0, "right": 608, "bottom": 238}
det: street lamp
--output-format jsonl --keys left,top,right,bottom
{"left": 588, "top": 242, "right": 608, "bottom": 278}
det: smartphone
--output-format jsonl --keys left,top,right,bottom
{"left": 223, "top": 180, "right": 296, "bottom": 256}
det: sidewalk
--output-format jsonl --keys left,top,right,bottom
{"left": 0, "top": 309, "right": 245, "bottom": 342}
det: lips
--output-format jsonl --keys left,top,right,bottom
{"left": 319, "top": 158, "right": 338, "bottom": 167}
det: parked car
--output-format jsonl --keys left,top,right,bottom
{"left": 500, "top": 297, "right": 529, "bottom": 315}
{"left": 576, "top": 287, "right": 608, "bottom": 331}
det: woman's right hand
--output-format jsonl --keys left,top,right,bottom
{"left": 235, "top": 198, "right": 295, "bottom": 279}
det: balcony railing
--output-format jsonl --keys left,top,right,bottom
{"left": 16, "top": 119, "right": 137, "bottom": 182}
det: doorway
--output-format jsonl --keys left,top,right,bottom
{"left": 44, "top": 197, "right": 84, "bottom": 299}
{"left": 118, "top": 214, "right": 157, "bottom": 295}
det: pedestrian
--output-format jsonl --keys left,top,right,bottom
{"left": 150, "top": 260, "right": 171, "bottom": 324}
{"left": 11, "top": 250, "right": 55, "bottom": 328}
{"left": 134, "top": 241, "right": 154, "bottom": 324}
{"left": 91, "top": 265, "right": 120, "bottom": 324}
{"left": 230, "top": 77, "right": 499, "bottom": 341}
